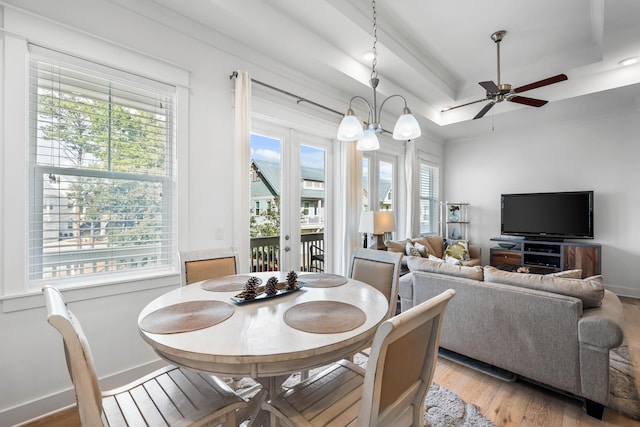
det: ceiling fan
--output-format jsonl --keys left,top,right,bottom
{"left": 443, "top": 30, "right": 568, "bottom": 119}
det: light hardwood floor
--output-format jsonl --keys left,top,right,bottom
{"left": 20, "top": 297, "right": 640, "bottom": 427}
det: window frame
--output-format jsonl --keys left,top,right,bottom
{"left": 27, "top": 46, "right": 178, "bottom": 287}
{"left": 418, "top": 157, "right": 440, "bottom": 235}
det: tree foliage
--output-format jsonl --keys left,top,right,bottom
{"left": 37, "top": 89, "right": 167, "bottom": 249}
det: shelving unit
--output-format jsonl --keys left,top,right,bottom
{"left": 441, "top": 202, "right": 469, "bottom": 241}
{"left": 489, "top": 237, "right": 601, "bottom": 278}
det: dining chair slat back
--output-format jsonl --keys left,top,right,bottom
{"left": 179, "top": 247, "right": 238, "bottom": 286}
{"left": 348, "top": 248, "right": 402, "bottom": 319}
{"left": 43, "top": 285, "right": 246, "bottom": 427}
{"left": 261, "top": 289, "right": 456, "bottom": 426}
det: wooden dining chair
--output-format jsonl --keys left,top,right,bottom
{"left": 348, "top": 247, "right": 403, "bottom": 321}
{"left": 43, "top": 285, "right": 246, "bottom": 427}
{"left": 179, "top": 247, "right": 238, "bottom": 286}
{"left": 261, "top": 289, "right": 456, "bottom": 426}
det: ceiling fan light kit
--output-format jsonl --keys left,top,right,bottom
{"left": 443, "top": 30, "right": 568, "bottom": 120}
{"left": 337, "top": 0, "right": 421, "bottom": 149}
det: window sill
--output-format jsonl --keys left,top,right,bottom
{"left": 1, "top": 269, "right": 179, "bottom": 313}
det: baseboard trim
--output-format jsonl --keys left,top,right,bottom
{"left": 605, "top": 284, "right": 640, "bottom": 299}
{"left": 1, "top": 358, "right": 167, "bottom": 427}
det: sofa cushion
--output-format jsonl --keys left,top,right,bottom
{"left": 408, "top": 256, "right": 484, "bottom": 281}
{"left": 484, "top": 266, "right": 604, "bottom": 308}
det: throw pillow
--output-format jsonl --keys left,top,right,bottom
{"left": 408, "top": 256, "right": 484, "bottom": 281}
{"left": 412, "top": 237, "right": 437, "bottom": 257}
{"left": 445, "top": 255, "right": 462, "bottom": 265}
{"left": 428, "top": 254, "right": 444, "bottom": 263}
{"left": 546, "top": 269, "right": 583, "bottom": 279}
{"left": 444, "top": 240, "right": 470, "bottom": 261}
{"left": 414, "top": 242, "right": 429, "bottom": 257}
{"left": 384, "top": 239, "right": 405, "bottom": 254}
{"left": 405, "top": 240, "right": 421, "bottom": 257}
{"left": 483, "top": 266, "right": 604, "bottom": 308}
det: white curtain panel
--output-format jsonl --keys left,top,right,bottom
{"left": 335, "top": 140, "right": 362, "bottom": 275}
{"left": 232, "top": 71, "right": 251, "bottom": 273}
{"left": 404, "top": 140, "right": 418, "bottom": 238}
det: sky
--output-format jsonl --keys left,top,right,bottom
{"left": 251, "top": 133, "right": 392, "bottom": 180}
{"left": 251, "top": 134, "right": 324, "bottom": 169}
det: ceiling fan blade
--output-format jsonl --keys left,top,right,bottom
{"left": 479, "top": 81, "right": 499, "bottom": 93}
{"left": 509, "top": 96, "right": 548, "bottom": 107}
{"left": 441, "top": 98, "right": 491, "bottom": 112}
{"left": 473, "top": 101, "right": 495, "bottom": 119}
{"left": 513, "top": 74, "right": 568, "bottom": 93}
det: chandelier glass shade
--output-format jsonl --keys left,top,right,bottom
{"left": 337, "top": 0, "right": 421, "bottom": 149}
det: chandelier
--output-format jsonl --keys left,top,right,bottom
{"left": 337, "top": 0, "right": 422, "bottom": 150}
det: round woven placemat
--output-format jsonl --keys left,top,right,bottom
{"left": 284, "top": 301, "right": 366, "bottom": 334}
{"left": 140, "top": 300, "right": 235, "bottom": 334}
{"left": 297, "top": 273, "right": 348, "bottom": 287}
{"left": 201, "top": 275, "right": 262, "bottom": 292}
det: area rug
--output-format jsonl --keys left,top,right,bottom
{"left": 224, "top": 354, "right": 495, "bottom": 426}
{"left": 609, "top": 344, "right": 640, "bottom": 420}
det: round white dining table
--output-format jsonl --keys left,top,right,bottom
{"left": 138, "top": 271, "right": 388, "bottom": 425}
{"left": 138, "top": 272, "right": 387, "bottom": 377}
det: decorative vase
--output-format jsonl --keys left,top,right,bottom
{"left": 449, "top": 211, "right": 459, "bottom": 222}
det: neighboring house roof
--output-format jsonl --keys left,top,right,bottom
{"left": 251, "top": 179, "right": 274, "bottom": 198}
{"left": 379, "top": 180, "right": 392, "bottom": 203}
{"left": 251, "top": 159, "right": 325, "bottom": 200}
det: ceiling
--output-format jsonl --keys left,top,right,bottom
{"left": 146, "top": 0, "right": 640, "bottom": 141}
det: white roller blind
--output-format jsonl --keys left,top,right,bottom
{"left": 28, "top": 45, "right": 177, "bottom": 282}
{"left": 419, "top": 160, "right": 439, "bottom": 235}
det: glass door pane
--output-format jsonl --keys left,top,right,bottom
{"left": 249, "top": 133, "right": 282, "bottom": 272}
{"left": 300, "top": 144, "right": 325, "bottom": 272}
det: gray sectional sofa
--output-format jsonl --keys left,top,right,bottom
{"left": 398, "top": 257, "right": 625, "bottom": 418}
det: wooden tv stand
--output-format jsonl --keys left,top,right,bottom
{"left": 490, "top": 237, "right": 601, "bottom": 278}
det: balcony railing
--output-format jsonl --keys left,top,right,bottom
{"left": 33, "top": 232, "right": 325, "bottom": 280}
{"left": 249, "top": 232, "right": 324, "bottom": 272}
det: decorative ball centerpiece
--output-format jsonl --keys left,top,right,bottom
{"left": 286, "top": 271, "right": 298, "bottom": 290}
{"left": 243, "top": 276, "right": 260, "bottom": 300}
{"left": 265, "top": 276, "right": 279, "bottom": 296}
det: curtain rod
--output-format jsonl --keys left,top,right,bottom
{"left": 230, "top": 71, "right": 344, "bottom": 118}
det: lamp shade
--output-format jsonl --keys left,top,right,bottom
{"left": 337, "top": 113, "right": 364, "bottom": 141}
{"left": 359, "top": 211, "right": 396, "bottom": 234}
{"left": 392, "top": 113, "right": 422, "bottom": 140}
{"left": 356, "top": 127, "right": 380, "bottom": 151}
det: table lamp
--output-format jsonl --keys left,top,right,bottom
{"left": 359, "top": 211, "right": 396, "bottom": 250}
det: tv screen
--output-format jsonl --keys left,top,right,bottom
{"left": 501, "top": 191, "right": 594, "bottom": 239}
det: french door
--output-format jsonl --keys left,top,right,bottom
{"left": 250, "top": 120, "right": 332, "bottom": 273}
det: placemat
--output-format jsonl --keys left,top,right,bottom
{"left": 201, "top": 275, "right": 262, "bottom": 292}
{"left": 284, "top": 301, "right": 366, "bottom": 334}
{"left": 140, "top": 301, "right": 235, "bottom": 334}
{"left": 297, "top": 273, "right": 348, "bottom": 287}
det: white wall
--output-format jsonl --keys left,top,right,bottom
{"left": 443, "top": 109, "right": 640, "bottom": 298}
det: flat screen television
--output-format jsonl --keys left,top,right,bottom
{"left": 501, "top": 191, "right": 594, "bottom": 240}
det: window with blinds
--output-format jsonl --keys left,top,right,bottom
{"left": 419, "top": 160, "right": 440, "bottom": 235}
{"left": 28, "top": 46, "right": 177, "bottom": 282}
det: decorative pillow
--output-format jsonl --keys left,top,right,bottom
{"left": 408, "top": 256, "right": 484, "bottom": 281}
{"left": 483, "top": 266, "right": 604, "bottom": 308}
{"left": 546, "top": 269, "right": 583, "bottom": 279}
{"left": 385, "top": 239, "right": 405, "bottom": 254}
{"left": 444, "top": 240, "right": 470, "bottom": 261}
{"left": 412, "top": 237, "right": 437, "bottom": 256}
{"left": 414, "top": 242, "right": 429, "bottom": 257}
{"left": 405, "top": 240, "right": 421, "bottom": 257}
{"left": 445, "top": 255, "right": 462, "bottom": 265}
{"left": 428, "top": 254, "right": 444, "bottom": 263}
